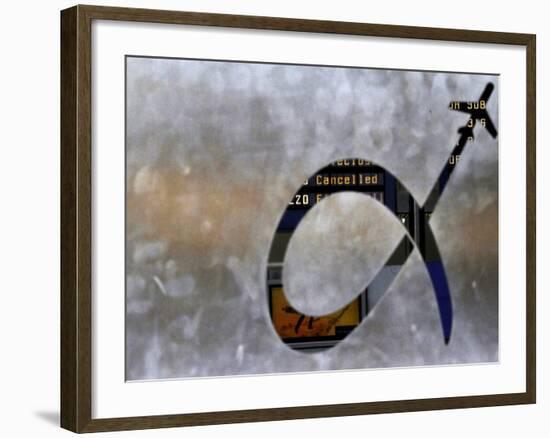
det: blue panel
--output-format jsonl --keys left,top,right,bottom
{"left": 384, "top": 172, "right": 396, "bottom": 212}
{"left": 426, "top": 260, "right": 453, "bottom": 343}
{"left": 277, "top": 210, "right": 307, "bottom": 231}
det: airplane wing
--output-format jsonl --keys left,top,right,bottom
{"left": 479, "top": 82, "right": 495, "bottom": 103}
{"left": 453, "top": 108, "right": 498, "bottom": 138}
{"left": 451, "top": 82, "right": 495, "bottom": 115}
{"left": 479, "top": 83, "right": 498, "bottom": 138}
{"left": 483, "top": 114, "right": 498, "bottom": 138}
{"left": 452, "top": 102, "right": 474, "bottom": 115}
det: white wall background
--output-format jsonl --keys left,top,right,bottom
{"left": 0, "top": 0, "right": 546, "bottom": 436}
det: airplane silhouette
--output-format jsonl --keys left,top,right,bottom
{"left": 268, "top": 82, "right": 498, "bottom": 350}
{"left": 452, "top": 82, "right": 498, "bottom": 139}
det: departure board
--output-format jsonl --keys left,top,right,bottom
{"left": 267, "top": 155, "right": 453, "bottom": 350}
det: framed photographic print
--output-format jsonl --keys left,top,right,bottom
{"left": 60, "top": 4, "right": 536, "bottom": 433}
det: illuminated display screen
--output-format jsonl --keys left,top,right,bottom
{"left": 124, "top": 54, "right": 500, "bottom": 379}
{"left": 268, "top": 154, "right": 461, "bottom": 350}
{"left": 269, "top": 285, "right": 361, "bottom": 343}
{"left": 286, "top": 160, "right": 385, "bottom": 211}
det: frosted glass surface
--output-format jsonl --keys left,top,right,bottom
{"left": 125, "top": 57, "right": 498, "bottom": 380}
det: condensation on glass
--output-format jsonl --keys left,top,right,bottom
{"left": 125, "top": 56, "right": 498, "bottom": 380}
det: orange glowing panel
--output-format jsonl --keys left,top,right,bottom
{"left": 270, "top": 286, "right": 361, "bottom": 341}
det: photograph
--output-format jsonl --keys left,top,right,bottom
{"left": 125, "top": 56, "right": 499, "bottom": 380}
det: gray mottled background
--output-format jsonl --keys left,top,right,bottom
{"left": 125, "top": 56, "right": 498, "bottom": 380}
